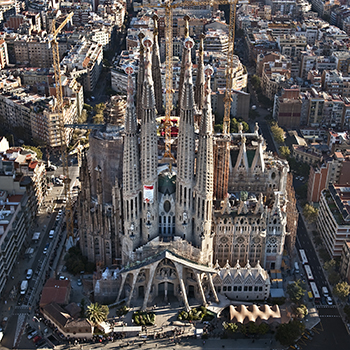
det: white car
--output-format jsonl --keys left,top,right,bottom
{"left": 326, "top": 296, "right": 333, "bottom": 305}
{"left": 27, "top": 330, "right": 38, "bottom": 340}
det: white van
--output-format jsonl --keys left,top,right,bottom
{"left": 20, "top": 280, "right": 28, "bottom": 294}
{"left": 322, "top": 286, "right": 329, "bottom": 297}
{"left": 26, "top": 269, "right": 33, "bottom": 280}
{"left": 294, "top": 262, "right": 300, "bottom": 274}
{"left": 49, "top": 230, "right": 55, "bottom": 239}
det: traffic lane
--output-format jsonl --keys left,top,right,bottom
{"left": 317, "top": 307, "right": 340, "bottom": 316}
{"left": 304, "top": 317, "right": 349, "bottom": 350}
{"left": 259, "top": 121, "right": 277, "bottom": 153}
{"left": 296, "top": 219, "right": 329, "bottom": 291}
{"left": 1, "top": 314, "right": 18, "bottom": 349}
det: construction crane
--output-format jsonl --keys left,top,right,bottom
{"left": 159, "top": 0, "right": 238, "bottom": 160}
{"left": 49, "top": 12, "right": 74, "bottom": 238}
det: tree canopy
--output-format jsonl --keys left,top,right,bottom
{"left": 303, "top": 204, "right": 318, "bottom": 223}
{"left": 287, "top": 279, "right": 306, "bottom": 304}
{"left": 22, "top": 145, "right": 43, "bottom": 160}
{"left": 333, "top": 282, "right": 350, "bottom": 301}
{"left": 275, "top": 319, "right": 305, "bottom": 346}
{"left": 279, "top": 146, "right": 290, "bottom": 159}
{"left": 231, "top": 118, "right": 249, "bottom": 133}
{"left": 271, "top": 123, "right": 284, "bottom": 144}
{"left": 86, "top": 303, "right": 109, "bottom": 324}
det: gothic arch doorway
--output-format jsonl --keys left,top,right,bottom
{"left": 158, "top": 282, "right": 165, "bottom": 296}
{"left": 138, "top": 285, "right": 144, "bottom": 298}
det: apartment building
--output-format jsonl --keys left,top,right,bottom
{"left": 275, "top": 87, "right": 302, "bottom": 128}
{"left": 261, "top": 59, "right": 291, "bottom": 100}
{"left": 292, "top": 144, "right": 323, "bottom": 165}
{"left": 307, "top": 152, "right": 350, "bottom": 203}
{"left": 340, "top": 241, "right": 350, "bottom": 284}
{"left": 0, "top": 78, "right": 82, "bottom": 147}
{"left": 12, "top": 35, "right": 68, "bottom": 68}
{"left": 317, "top": 184, "right": 350, "bottom": 258}
{"left": 0, "top": 39, "right": 8, "bottom": 69}
{"left": 204, "top": 29, "right": 229, "bottom": 53}
{"left": 61, "top": 38, "right": 103, "bottom": 92}
{"left": 276, "top": 35, "right": 307, "bottom": 58}
{"left": 0, "top": 167, "right": 37, "bottom": 296}
{"left": 332, "top": 51, "right": 350, "bottom": 74}
{"left": 1, "top": 143, "right": 47, "bottom": 209}
{"left": 299, "top": 51, "right": 317, "bottom": 79}
{"left": 306, "top": 88, "right": 325, "bottom": 126}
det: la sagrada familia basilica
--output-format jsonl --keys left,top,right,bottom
{"left": 77, "top": 19, "right": 296, "bottom": 309}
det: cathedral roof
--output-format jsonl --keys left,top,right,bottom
{"left": 158, "top": 173, "right": 176, "bottom": 195}
{"left": 122, "top": 249, "right": 216, "bottom": 274}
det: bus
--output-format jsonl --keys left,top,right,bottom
{"left": 304, "top": 265, "right": 314, "bottom": 281}
{"left": 299, "top": 249, "right": 308, "bottom": 265}
{"left": 310, "top": 282, "right": 320, "bottom": 303}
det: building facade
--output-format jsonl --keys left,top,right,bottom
{"left": 78, "top": 34, "right": 292, "bottom": 307}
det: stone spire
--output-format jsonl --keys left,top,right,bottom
{"left": 152, "top": 14, "right": 163, "bottom": 115}
{"left": 195, "top": 33, "right": 205, "bottom": 111}
{"left": 251, "top": 135, "right": 265, "bottom": 173}
{"left": 194, "top": 66, "right": 214, "bottom": 262}
{"left": 234, "top": 133, "right": 249, "bottom": 173}
{"left": 136, "top": 32, "right": 145, "bottom": 120}
{"left": 177, "top": 15, "right": 190, "bottom": 113}
{"left": 175, "top": 35, "right": 195, "bottom": 241}
{"left": 122, "top": 65, "right": 141, "bottom": 241}
{"left": 140, "top": 36, "right": 159, "bottom": 243}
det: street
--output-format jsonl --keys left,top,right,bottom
{"left": 0, "top": 164, "right": 80, "bottom": 349}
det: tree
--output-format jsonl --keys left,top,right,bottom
{"left": 333, "top": 282, "right": 350, "bottom": 301}
{"left": 257, "top": 322, "right": 269, "bottom": 335}
{"left": 279, "top": 146, "right": 290, "bottom": 158}
{"left": 230, "top": 118, "right": 249, "bottom": 133}
{"left": 295, "top": 304, "right": 308, "bottom": 319}
{"left": 251, "top": 75, "right": 261, "bottom": 90}
{"left": 223, "top": 322, "right": 238, "bottom": 333}
{"left": 214, "top": 124, "right": 223, "bottom": 133}
{"left": 287, "top": 279, "right": 306, "bottom": 304}
{"left": 22, "top": 145, "right": 43, "bottom": 160}
{"left": 248, "top": 321, "right": 258, "bottom": 334}
{"left": 275, "top": 320, "right": 305, "bottom": 346}
{"left": 84, "top": 103, "right": 93, "bottom": 112}
{"left": 270, "top": 124, "right": 284, "bottom": 144}
{"left": 323, "top": 259, "right": 336, "bottom": 272}
{"left": 86, "top": 303, "right": 109, "bottom": 324}
{"left": 303, "top": 204, "right": 318, "bottom": 223}
{"left": 77, "top": 110, "right": 88, "bottom": 124}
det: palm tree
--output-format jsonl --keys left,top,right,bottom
{"left": 85, "top": 303, "right": 109, "bottom": 324}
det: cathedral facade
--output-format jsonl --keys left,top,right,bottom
{"left": 77, "top": 29, "right": 291, "bottom": 307}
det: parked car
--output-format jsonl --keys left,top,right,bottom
{"left": 27, "top": 330, "right": 38, "bottom": 340}
{"left": 33, "top": 335, "right": 42, "bottom": 343}
{"left": 77, "top": 279, "right": 82, "bottom": 286}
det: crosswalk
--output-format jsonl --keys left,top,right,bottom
{"left": 316, "top": 305, "right": 337, "bottom": 309}
{"left": 319, "top": 314, "right": 341, "bottom": 318}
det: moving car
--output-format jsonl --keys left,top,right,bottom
{"left": 43, "top": 243, "right": 50, "bottom": 255}
{"left": 327, "top": 296, "right": 333, "bottom": 305}
{"left": 26, "top": 269, "right": 33, "bottom": 280}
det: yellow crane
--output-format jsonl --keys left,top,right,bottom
{"left": 159, "top": 0, "right": 238, "bottom": 160}
{"left": 49, "top": 12, "right": 74, "bottom": 238}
